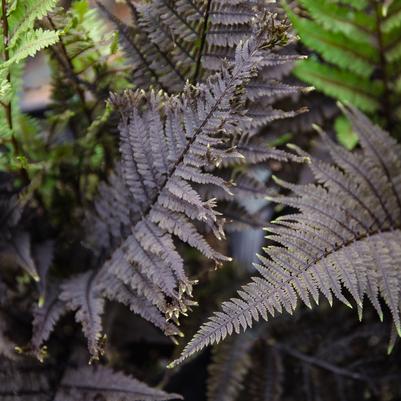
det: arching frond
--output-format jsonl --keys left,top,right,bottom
{"left": 171, "top": 107, "right": 401, "bottom": 366}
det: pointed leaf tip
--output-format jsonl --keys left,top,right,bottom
{"left": 397, "top": 325, "right": 401, "bottom": 338}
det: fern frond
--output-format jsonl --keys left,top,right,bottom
{"left": 60, "top": 271, "right": 105, "bottom": 357}
{"left": 55, "top": 365, "right": 182, "bottom": 401}
{"left": 289, "top": 0, "right": 401, "bottom": 131}
{"left": 36, "top": 34, "right": 274, "bottom": 359}
{"left": 297, "top": 0, "right": 374, "bottom": 44}
{"left": 0, "top": 0, "right": 59, "bottom": 146}
{"left": 96, "top": 1, "right": 307, "bottom": 240}
{"left": 287, "top": 7, "right": 377, "bottom": 78}
{"left": 171, "top": 107, "right": 401, "bottom": 366}
{"left": 8, "top": 0, "right": 58, "bottom": 47}
{"left": 33, "top": 269, "right": 180, "bottom": 359}
{"left": 0, "top": 356, "right": 181, "bottom": 401}
{"left": 207, "top": 330, "right": 259, "bottom": 401}
{"left": 32, "top": 283, "right": 67, "bottom": 358}
{"left": 293, "top": 59, "right": 382, "bottom": 113}
{"left": 6, "top": 28, "right": 59, "bottom": 65}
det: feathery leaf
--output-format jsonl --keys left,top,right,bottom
{"left": 171, "top": 107, "right": 401, "bottom": 366}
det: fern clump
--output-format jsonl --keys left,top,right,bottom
{"left": 2, "top": 1, "right": 401, "bottom": 399}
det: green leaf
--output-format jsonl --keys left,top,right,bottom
{"left": 382, "top": 1, "right": 401, "bottom": 33}
{"left": 298, "top": 0, "right": 375, "bottom": 44}
{"left": 8, "top": 0, "right": 58, "bottom": 47}
{"left": 335, "top": 115, "right": 359, "bottom": 150}
{"left": 287, "top": 6, "right": 377, "bottom": 77}
{"left": 293, "top": 58, "right": 382, "bottom": 112}
{"left": 7, "top": 28, "right": 60, "bottom": 65}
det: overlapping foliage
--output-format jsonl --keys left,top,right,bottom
{"left": 206, "top": 306, "right": 401, "bottom": 401}
{"left": 99, "top": 0, "right": 308, "bottom": 134}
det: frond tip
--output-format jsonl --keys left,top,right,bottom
{"left": 170, "top": 107, "right": 401, "bottom": 367}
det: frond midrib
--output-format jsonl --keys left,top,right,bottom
{"left": 193, "top": 226, "right": 401, "bottom": 349}
{"left": 133, "top": 61, "right": 250, "bottom": 227}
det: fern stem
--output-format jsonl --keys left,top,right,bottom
{"left": 1, "top": 0, "right": 13, "bottom": 135}
{"left": 1, "top": 0, "right": 29, "bottom": 183}
{"left": 374, "top": 2, "right": 393, "bottom": 133}
{"left": 192, "top": 0, "right": 212, "bottom": 84}
{"left": 272, "top": 342, "right": 372, "bottom": 383}
{"left": 47, "top": 16, "right": 92, "bottom": 124}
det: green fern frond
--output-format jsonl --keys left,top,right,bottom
{"left": 297, "top": 0, "right": 375, "bottom": 44}
{"left": 8, "top": 0, "right": 58, "bottom": 47}
{"left": 7, "top": 28, "right": 59, "bottom": 65}
{"left": 288, "top": 0, "right": 401, "bottom": 134}
{"left": 0, "top": 0, "right": 59, "bottom": 152}
{"left": 287, "top": 6, "right": 377, "bottom": 77}
{"left": 293, "top": 59, "right": 382, "bottom": 113}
